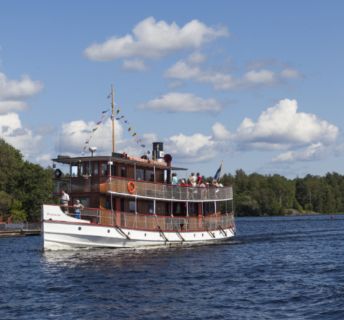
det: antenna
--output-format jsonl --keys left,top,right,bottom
{"left": 111, "top": 85, "right": 115, "bottom": 153}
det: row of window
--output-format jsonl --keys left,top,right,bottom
{"left": 71, "top": 161, "right": 164, "bottom": 182}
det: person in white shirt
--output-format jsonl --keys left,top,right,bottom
{"left": 188, "top": 173, "right": 197, "bottom": 187}
{"left": 60, "top": 189, "right": 70, "bottom": 213}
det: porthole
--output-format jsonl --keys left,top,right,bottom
{"left": 144, "top": 233, "right": 146, "bottom": 237}
{"left": 202, "top": 233, "right": 204, "bottom": 237}
{"left": 107, "top": 229, "right": 110, "bottom": 233}
{"left": 128, "top": 232, "right": 130, "bottom": 235}
{"left": 78, "top": 227, "right": 82, "bottom": 231}
{"left": 194, "top": 234, "right": 196, "bottom": 237}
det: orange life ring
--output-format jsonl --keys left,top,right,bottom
{"left": 127, "top": 181, "right": 136, "bottom": 194}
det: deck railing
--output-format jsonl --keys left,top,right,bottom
{"left": 101, "top": 178, "right": 233, "bottom": 201}
{"left": 65, "top": 206, "right": 235, "bottom": 232}
{"left": 52, "top": 177, "right": 233, "bottom": 202}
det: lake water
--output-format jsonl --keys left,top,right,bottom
{"left": 1, "top": 215, "right": 344, "bottom": 319}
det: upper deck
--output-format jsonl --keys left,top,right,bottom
{"left": 53, "top": 153, "right": 232, "bottom": 204}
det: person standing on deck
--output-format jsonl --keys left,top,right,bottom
{"left": 60, "top": 190, "right": 70, "bottom": 213}
{"left": 188, "top": 173, "right": 197, "bottom": 187}
{"left": 73, "top": 199, "right": 84, "bottom": 219}
{"left": 172, "top": 172, "right": 178, "bottom": 185}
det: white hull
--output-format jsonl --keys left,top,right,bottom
{"left": 42, "top": 205, "right": 235, "bottom": 251}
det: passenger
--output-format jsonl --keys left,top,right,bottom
{"left": 73, "top": 199, "right": 84, "bottom": 219}
{"left": 60, "top": 189, "right": 70, "bottom": 213}
{"left": 196, "top": 172, "right": 203, "bottom": 185}
{"left": 172, "top": 172, "right": 178, "bottom": 185}
{"left": 180, "top": 179, "right": 188, "bottom": 187}
{"left": 188, "top": 172, "right": 197, "bottom": 187}
{"left": 212, "top": 179, "right": 219, "bottom": 187}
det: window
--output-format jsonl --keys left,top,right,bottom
{"left": 145, "top": 169, "right": 154, "bottom": 182}
{"left": 148, "top": 201, "right": 154, "bottom": 214}
{"left": 92, "top": 162, "right": 99, "bottom": 176}
{"left": 120, "top": 166, "right": 126, "bottom": 177}
{"left": 188, "top": 203, "right": 198, "bottom": 216}
{"left": 101, "top": 163, "right": 108, "bottom": 176}
{"left": 136, "top": 168, "right": 144, "bottom": 181}
{"left": 81, "top": 162, "right": 90, "bottom": 176}
{"left": 129, "top": 201, "right": 136, "bottom": 213}
{"left": 203, "top": 202, "right": 215, "bottom": 215}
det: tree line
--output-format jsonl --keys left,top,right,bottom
{"left": 220, "top": 170, "right": 344, "bottom": 216}
{"left": 1, "top": 138, "right": 344, "bottom": 222}
{"left": 0, "top": 139, "right": 53, "bottom": 222}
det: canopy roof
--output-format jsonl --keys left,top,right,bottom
{"left": 53, "top": 154, "right": 187, "bottom": 171}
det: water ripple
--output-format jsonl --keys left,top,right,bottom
{"left": 1, "top": 215, "right": 344, "bottom": 319}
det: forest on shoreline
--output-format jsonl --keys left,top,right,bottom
{"left": 1, "top": 138, "right": 344, "bottom": 222}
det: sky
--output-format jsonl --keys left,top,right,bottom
{"left": 0, "top": 0, "right": 344, "bottom": 178}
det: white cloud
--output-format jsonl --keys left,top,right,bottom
{"left": 280, "top": 68, "right": 301, "bottom": 79}
{"left": 141, "top": 92, "right": 222, "bottom": 112}
{"left": 0, "top": 100, "right": 28, "bottom": 114}
{"left": 187, "top": 52, "right": 206, "bottom": 64}
{"left": 212, "top": 122, "right": 231, "bottom": 140}
{"left": 166, "top": 133, "right": 216, "bottom": 162}
{"left": 165, "top": 61, "right": 201, "bottom": 79}
{"left": 235, "top": 99, "right": 339, "bottom": 151}
{"left": 165, "top": 58, "right": 300, "bottom": 90}
{"left": 243, "top": 69, "right": 275, "bottom": 85}
{"left": 0, "top": 112, "right": 42, "bottom": 159}
{"left": 122, "top": 59, "right": 147, "bottom": 71}
{"left": 0, "top": 72, "right": 43, "bottom": 100}
{"left": 273, "top": 143, "right": 326, "bottom": 162}
{"left": 58, "top": 119, "right": 124, "bottom": 156}
{"left": 84, "top": 17, "right": 228, "bottom": 61}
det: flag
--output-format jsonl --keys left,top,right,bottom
{"left": 213, "top": 162, "right": 223, "bottom": 181}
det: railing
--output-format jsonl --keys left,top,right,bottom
{"left": 102, "top": 178, "right": 233, "bottom": 201}
{"left": 64, "top": 206, "right": 235, "bottom": 232}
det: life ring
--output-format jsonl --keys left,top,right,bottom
{"left": 127, "top": 181, "right": 136, "bottom": 194}
{"left": 54, "top": 169, "right": 62, "bottom": 178}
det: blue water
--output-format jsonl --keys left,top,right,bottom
{"left": 1, "top": 215, "right": 344, "bottom": 320}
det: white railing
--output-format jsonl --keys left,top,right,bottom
{"left": 102, "top": 178, "right": 233, "bottom": 201}
{"left": 64, "top": 206, "right": 235, "bottom": 232}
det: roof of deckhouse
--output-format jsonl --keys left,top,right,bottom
{"left": 53, "top": 155, "right": 188, "bottom": 171}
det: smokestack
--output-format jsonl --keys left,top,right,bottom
{"left": 152, "top": 142, "right": 164, "bottom": 161}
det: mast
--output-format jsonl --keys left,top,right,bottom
{"left": 111, "top": 85, "right": 115, "bottom": 153}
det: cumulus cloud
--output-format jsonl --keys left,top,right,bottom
{"left": 165, "top": 133, "right": 216, "bottom": 162}
{"left": 0, "top": 100, "right": 28, "bottom": 114}
{"left": 235, "top": 99, "right": 339, "bottom": 151}
{"left": 141, "top": 92, "right": 222, "bottom": 112}
{"left": 57, "top": 118, "right": 162, "bottom": 158}
{"left": 273, "top": 143, "right": 326, "bottom": 162}
{"left": 165, "top": 59, "right": 301, "bottom": 90}
{"left": 0, "top": 73, "right": 43, "bottom": 100}
{"left": 58, "top": 119, "right": 124, "bottom": 156}
{"left": 243, "top": 69, "right": 275, "bottom": 85}
{"left": 212, "top": 122, "right": 231, "bottom": 140}
{"left": 122, "top": 59, "right": 147, "bottom": 71}
{"left": 84, "top": 17, "right": 228, "bottom": 61}
{"left": 0, "top": 112, "right": 42, "bottom": 158}
{"left": 0, "top": 72, "right": 43, "bottom": 115}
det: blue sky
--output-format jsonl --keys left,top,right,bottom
{"left": 0, "top": 0, "right": 343, "bottom": 178}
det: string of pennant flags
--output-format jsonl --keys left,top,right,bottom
{"left": 81, "top": 101, "right": 148, "bottom": 155}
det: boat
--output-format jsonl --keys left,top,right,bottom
{"left": 42, "top": 87, "right": 235, "bottom": 250}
